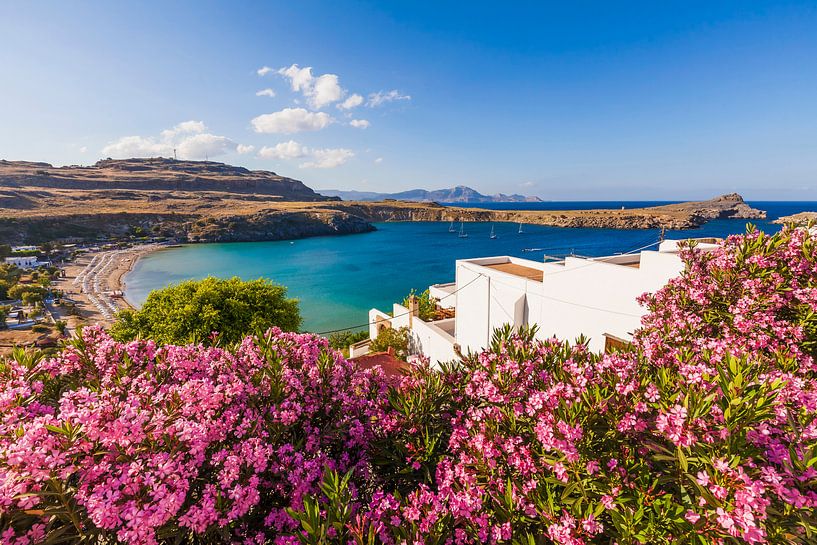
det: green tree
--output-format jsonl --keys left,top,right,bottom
{"left": 8, "top": 284, "right": 47, "bottom": 303}
{"left": 0, "top": 244, "right": 10, "bottom": 258}
{"left": 110, "top": 276, "right": 301, "bottom": 345}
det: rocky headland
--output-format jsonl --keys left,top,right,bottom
{"left": 772, "top": 211, "right": 817, "bottom": 226}
{"left": 0, "top": 158, "right": 766, "bottom": 243}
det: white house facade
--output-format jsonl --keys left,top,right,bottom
{"left": 4, "top": 256, "right": 42, "bottom": 269}
{"left": 367, "top": 238, "right": 720, "bottom": 365}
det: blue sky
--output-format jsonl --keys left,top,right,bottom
{"left": 1, "top": 1, "right": 816, "bottom": 200}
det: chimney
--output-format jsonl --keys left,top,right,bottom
{"left": 408, "top": 294, "right": 419, "bottom": 327}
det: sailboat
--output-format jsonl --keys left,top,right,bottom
{"left": 458, "top": 222, "right": 468, "bottom": 238}
{"left": 518, "top": 222, "right": 524, "bottom": 234}
{"left": 448, "top": 221, "right": 456, "bottom": 233}
{"left": 489, "top": 225, "right": 497, "bottom": 239}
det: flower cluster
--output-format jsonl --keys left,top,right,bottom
{"left": 0, "top": 328, "right": 388, "bottom": 544}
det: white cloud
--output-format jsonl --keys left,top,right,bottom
{"left": 256, "top": 88, "right": 276, "bottom": 98}
{"left": 367, "top": 89, "right": 411, "bottom": 107}
{"left": 309, "top": 74, "right": 343, "bottom": 109}
{"left": 177, "top": 133, "right": 236, "bottom": 159}
{"left": 102, "top": 136, "right": 172, "bottom": 158}
{"left": 79, "top": 146, "right": 88, "bottom": 153}
{"left": 236, "top": 144, "right": 255, "bottom": 154}
{"left": 374, "top": 157, "right": 383, "bottom": 164}
{"left": 251, "top": 107, "right": 333, "bottom": 134}
{"left": 160, "top": 120, "right": 207, "bottom": 140}
{"left": 300, "top": 148, "right": 354, "bottom": 169}
{"left": 337, "top": 93, "right": 363, "bottom": 110}
{"left": 277, "top": 64, "right": 344, "bottom": 109}
{"left": 102, "top": 121, "right": 239, "bottom": 160}
{"left": 257, "top": 66, "right": 273, "bottom": 76}
{"left": 257, "top": 141, "right": 353, "bottom": 169}
{"left": 258, "top": 140, "right": 309, "bottom": 160}
{"left": 278, "top": 64, "right": 314, "bottom": 92}
{"left": 349, "top": 119, "right": 370, "bottom": 129}
{"left": 520, "top": 181, "right": 535, "bottom": 188}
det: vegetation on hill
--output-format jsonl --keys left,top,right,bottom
{"left": 1, "top": 226, "right": 815, "bottom": 544}
{"left": 110, "top": 276, "right": 301, "bottom": 345}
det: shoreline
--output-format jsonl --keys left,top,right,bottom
{"left": 54, "top": 243, "right": 165, "bottom": 326}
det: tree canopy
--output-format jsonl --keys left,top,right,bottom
{"left": 110, "top": 276, "right": 301, "bottom": 345}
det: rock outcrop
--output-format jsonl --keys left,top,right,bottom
{"left": 773, "top": 212, "right": 817, "bottom": 226}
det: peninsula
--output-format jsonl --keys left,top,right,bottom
{"left": 0, "top": 158, "right": 765, "bottom": 244}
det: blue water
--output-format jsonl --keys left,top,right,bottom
{"left": 124, "top": 202, "right": 815, "bottom": 333}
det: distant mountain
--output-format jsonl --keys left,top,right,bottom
{"left": 318, "top": 185, "right": 542, "bottom": 203}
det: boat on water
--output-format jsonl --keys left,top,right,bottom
{"left": 490, "top": 225, "right": 497, "bottom": 239}
{"left": 458, "top": 222, "right": 468, "bottom": 238}
{"left": 448, "top": 221, "right": 456, "bottom": 233}
{"left": 518, "top": 222, "right": 524, "bottom": 234}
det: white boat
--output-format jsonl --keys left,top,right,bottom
{"left": 458, "top": 222, "right": 468, "bottom": 238}
{"left": 518, "top": 222, "right": 524, "bottom": 234}
{"left": 490, "top": 225, "right": 497, "bottom": 239}
{"left": 448, "top": 221, "right": 456, "bottom": 232}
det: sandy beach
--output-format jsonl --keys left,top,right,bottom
{"left": 54, "top": 244, "right": 162, "bottom": 327}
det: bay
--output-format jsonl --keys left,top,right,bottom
{"left": 124, "top": 201, "right": 814, "bottom": 333}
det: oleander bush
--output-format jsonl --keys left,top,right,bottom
{"left": 0, "top": 327, "right": 388, "bottom": 545}
{"left": 1, "top": 225, "right": 816, "bottom": 545}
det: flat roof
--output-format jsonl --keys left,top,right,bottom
{"left": 483, "top": 262, "right": 544, "bottom": 282}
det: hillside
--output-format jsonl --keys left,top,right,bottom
{"left": 0, "top": 158, "right": 765, "bottom": 244}
{"left": 318, "top": 185, "right": 542, "bottom": 203}
{"left": 0, "top": 158, "right": 331, "bottom": 200}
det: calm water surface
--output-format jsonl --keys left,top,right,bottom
{"left": 124, "top": 201, "right": 815, "bottom": 333}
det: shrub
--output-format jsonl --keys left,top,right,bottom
{"left": 54, "top": 320, "right": 67, "bottom": 334}
{"left": 401, "top": 288, "right": 438, "bottom": 321}
{"left": 328, "top": 329, "right": 369, "bottom": 356}
{"left": 0, "top": 327, "right": 388, "bottom": 544}
{"left": 110, "top": 276, "right": 301, "bottom": 346}
{"left": 30, "top": 324, "right": 50, "bottom": 333}
{"left": 369, "top": 326, "right": 410, "bottom": 360}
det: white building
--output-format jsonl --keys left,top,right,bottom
{"left": 367, "top": 238, "right": 720, "bottom": 365}
{"left": 4, "top": 256, "right": 43, "bottom": 269}
{"left": 11, "top": 245, "right": 39, "bottom": 253}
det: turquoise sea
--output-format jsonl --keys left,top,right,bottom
{"left": 124, "top": 202, "right": 815, "bottom": 333}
